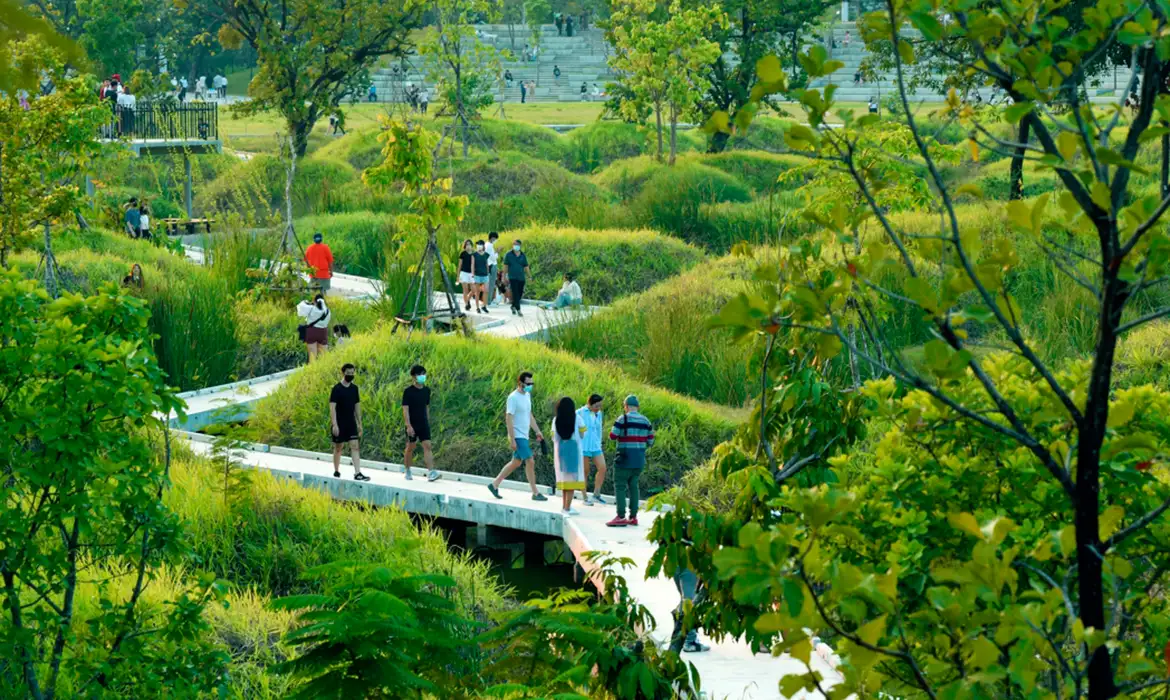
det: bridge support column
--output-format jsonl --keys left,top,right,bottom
{"left": 184, "top": 154, "right": 193, "bottom": 219}
{"left": 524, "top": 538, "right": 544, "bottom": 568}
{"left": 841, "top": 0, "right": 849, "bottom": 21}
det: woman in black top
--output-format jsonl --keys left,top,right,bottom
{"left": 458, "top": 239, "right": 475, "bottom": 312}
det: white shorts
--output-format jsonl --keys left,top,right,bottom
{"left": 458, "top": 271, "right": 475, "bottom": 285}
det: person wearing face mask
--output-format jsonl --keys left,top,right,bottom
{"left": 502, "top": 239, "right": 529, "bottom": 316}
{"left": 488, "top": 371, "right": 547, "bottom": 501}
{"left": 330, "top": 363, "right": 370, "bottom": 482}
{"left": 576, "top": 394, "right": 607, "bottom": 505}
{"left": 472, "top": 239, "right": 491, "bottom": 313}
{"left": 402, "top": 364, "right": 440, "bottom": 482}
{"left": 458, "top": 239, "right": 476, "bottom": 312}
{"left": 486, "top": 232, "right": 502, "bottom": 306}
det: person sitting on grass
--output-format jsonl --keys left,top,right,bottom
{"left": 551, "top": 273, "right": 583, "bottom": 309}
{"left": 121, "top": 263, "right": 145, "bottom": 289}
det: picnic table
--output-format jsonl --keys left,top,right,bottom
{"left": 162, "top": 218, "right": 214, "bottom": 235}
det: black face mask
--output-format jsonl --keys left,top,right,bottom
{"left": 344, "top": 374, "right": 355, "bottom": 382}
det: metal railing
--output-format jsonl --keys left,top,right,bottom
{"left": 102, "top": 101, "right": 219, "bottom": 142}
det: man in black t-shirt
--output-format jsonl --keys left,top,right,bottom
{"left": 402, "top": 364, "right": 440, "bottom": 482}
{"left": 330, "top": 363, "right": 370, "bottom": 481}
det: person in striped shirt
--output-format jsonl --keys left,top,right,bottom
{"left": 606, "top": 395, "right": 655, "bottom": 527}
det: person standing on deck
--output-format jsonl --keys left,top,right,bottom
{"left": 305, "top": 232, "right": 334, "bottom": 293}
{"left": 606, "top": 395, "right": 654, "bottom": 527}
{"left": 487, "top": 371, "right": 548, "bottom": 501}
{"left": 402, "top": 364, "right": 441, "bottom": 482}
{"left": 330, "top": 363, "right": 370, "bottom": 482}
{"left": 503, "top": 239, "right": 529, "bottom": 316}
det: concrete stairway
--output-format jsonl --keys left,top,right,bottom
{"left": 369, "top": 24, "right": 615, "bottom": 104}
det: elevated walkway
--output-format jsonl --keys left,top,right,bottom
{"left": 175, "top": 430, "right": 843, "bottom": 699}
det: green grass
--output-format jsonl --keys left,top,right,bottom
{"left": 628, "top": 161, "right": 754, "bottom": 248}
{"left": 249, "top": 331, "right": 743, "bottom": 493}
{"left": 294, "top": 211, "right": 400, "bottom": 277}
{"left": 548, "top": 252, "right": 764, "bottom": 406}
{"left": 198, "top": 154, "right": 358, "bottom": 220}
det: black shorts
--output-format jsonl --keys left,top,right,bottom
{"left": 406, "top": 424, "right": 432, "bottom": 443}
{"left": 332, "top": 429, "right": 359, "bottom": 444}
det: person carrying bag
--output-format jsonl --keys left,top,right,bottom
{"left": 296, "top": 294, "right": 331, "bottom": 363}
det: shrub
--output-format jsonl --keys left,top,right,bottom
{"left": 1117, "top": 320, "right": 1170, "bottom": 389}
{"left": 249, "top": 332, "right": 741, "bottom": 493}
{"left": 561, "top": 121, "right": 653, "bottom": 173}
{"left": 629, "top": 161, "right": 753, "bottom": 245}
{"left": 693, "top": 196, "right": 816, "bottom": 252}
{"left": 294, "top": 212, "right": 399, "bottom": 277}
{"left": 499, "top": 223, "right": 704, "bottom": 303}
{"left": 312, "top": 125, "right": 387, "bottom": 172}
{"left": 233, "top": 295, "right": 383, "bottom": 378}
{"left": 548, "top": 253, "right": 763, "bottom": 406}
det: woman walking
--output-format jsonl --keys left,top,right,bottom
{"left": 576, "top": 394, "right": 607, "bottom": 504}
{"left": 297, "top": 293, "right": 331, "bottom": 363}
{"left": 458, "top": 239, "right": 476, "bottom": 311}
{"left": 552, "top": 396, "right": 586, "bottom": 516}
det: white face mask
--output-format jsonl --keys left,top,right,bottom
{"left": 477, "top": 245, "right": 484, "bottom": 252}
{"left": 513, "top": 245, "right": 521, "bottom": 252}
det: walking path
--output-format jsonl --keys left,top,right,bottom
{"left": 175, "top": 430, "right": 841, "bottom": 699}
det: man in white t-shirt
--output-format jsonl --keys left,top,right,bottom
{"left": 488, "top": 371, "right": 547, "bottom": 501}
{"left": 485, "top": 231, "right": 501, "bottom": 306}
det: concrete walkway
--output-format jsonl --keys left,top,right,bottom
{"left": 175, "top": 431, "right": 841, "bottom": 699}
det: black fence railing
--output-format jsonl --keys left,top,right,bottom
{"left": 103, "top": 101, "right": 219, "bottom": 142}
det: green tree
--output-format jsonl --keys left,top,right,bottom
{"left": 654, "top": 1, "right": 1170, "bottom": 698}
{"left": 208, "top": 0, "right": 421, "bottom": 155}
{"left": 0, "top": 272, "right": 228, "bottom": 699}
{"left": 683, "top": 0, "right": 835, "bottom": 153}
{"left": 607, "top": 0, "right": 725, "bottom": 164}
{"left": 418, "top": 0, "right": 506, "bottom": 157}
{"left": 0, "top": 38, "right": 105, "bottom": 289}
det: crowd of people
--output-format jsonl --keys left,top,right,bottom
{"left": 328, "top": 363, "right": 654, "bottom": 526}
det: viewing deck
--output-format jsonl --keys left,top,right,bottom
{"left": 102, "top": 101, "right": 222, "bottom": 155}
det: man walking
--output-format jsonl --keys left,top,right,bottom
{"left": 488, "top": 372, "right": 547, "bottom": 501}
{"left": 305, "top": 232, "right": 334, "bottom": 292}
{"left": 402, "top": 364, "right": 440, "bottom": 482}
{"left": 124, "top": 197, "right": 141, "bottom": 238}
{"left": 607, "top": 395, "right": 654, "bottom": 527}
{"left": 485, "top": 231, "right": 501, "bottom": 306}
{"left": 670, "top": 568, "right": 711, "bottom": 653}
{"left": 503, "top": 239, "right": 529, "bottom": 316}
{"left": 330, "top": 363, "right": 370, "bottom": 482}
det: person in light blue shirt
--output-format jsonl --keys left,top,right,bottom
{"left": 576, "top": 393, "right": 607, "bottom": 505}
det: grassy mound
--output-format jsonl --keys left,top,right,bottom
{"left": 561, "top": 121, "right": 653, "bottom": 173}
{"left": 727, "top": 116, "right": 793, "bottom": 151}
{"left": 468, "top": 119, "right": 568, "bottom": 162}
{"left": 629, "top": 161, "right": 753, "bottom": 246}
{"left": 963, "top": 158, "right": 1062, "bottom": 200}
{"left": 311, "top": 125, "right": 388, "bottom": 172}
{"left": 548, "top": 253, "right": 762, "bottom": 406}
{"left": 249, "top": 332, "right": 741, "bottom": 493}
{"left": 697, "top": 151, "right": 805, "bottom": 195}
{"left": 198, "top": 154, "right": 358, "bottom": 219}
{"left": 294, "top": 211, "right": 399, "bottom": 277}
{"left": 592, "top": 156, "right": 666, "bottom": 201}
{"left": 499, "top": 224, "right": 704, "bottom": 303}
{"left": 450, "top": 150, "right": 605, "bottom": 202}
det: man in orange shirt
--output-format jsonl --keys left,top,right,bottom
{"left": 305, "top": 232, "right": 333, "bottom": 292}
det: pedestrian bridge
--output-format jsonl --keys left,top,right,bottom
{"left": 173, "top": 430, "right": 842, "bottom": 699}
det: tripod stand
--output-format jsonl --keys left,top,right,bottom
{"left": 391, "top": 234, "right": 467, "bottom": 339}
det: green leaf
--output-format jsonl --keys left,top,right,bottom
{"left": 896, "top": 40, "right": 915, "bottom": 64}
{"left": 756, "top": 54, "right": 784, "bottom": 84}
{"left": 857, "top": 615, "right": 886, "bottom": 645}
{"left": 782, "top": 577, "right": 804, "bottom": 617}
{"left": 948, "top": 512, "right": 984, "bottom": 540}
{"left": 970, "top": 636, "right": 999, "bottom": 669}
{"left": 904, "top": 277, "right": 937, "bottom": 313}
{"left": 1107, "top": 400, "right": 1134, "bottom": 428}
{"left": 1099, "top": 505, "right": 1125, "bottom": 541}
{"left": 955, "top": 183, "right": 985, "bottom": 199}
{"left": 1003, "top": 101, "right": 1034, "bottom": 124}
{"left": 1058, "top": 525, "right": 1077, "bottom": 557}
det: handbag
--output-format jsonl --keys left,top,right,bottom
{"left": 298, "top": 305, "right": 329, "bottom": 341}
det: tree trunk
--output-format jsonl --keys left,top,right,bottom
{"left": 1077, "top": 276, "right": 1125, "bottom": 700}
{"left": 654, "top": 100, "right": 664, "bottom": 162}
{"left": 1161, "top": 120, "right": 1168, "bottom": 198}
{"left": 289, "top": 116, "right": 313, "bottom": 158}
{"left": 669, "top": 105, "right": 678, "bottom": 166}
{"left": 708, "top": 129, "right": 730, "bottom": 153}
{"left": 1009, "top": 119, "right": 1031, "bottom": 200}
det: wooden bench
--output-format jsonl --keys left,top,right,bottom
{"left": 162, "top": 218, "right": 215, "bottom": 236}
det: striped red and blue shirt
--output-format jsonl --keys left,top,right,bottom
{"left": 610, "top": 411, "right": 655, "bottom": 469}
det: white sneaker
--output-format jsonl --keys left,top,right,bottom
{"left": 427, "top": 469, "right": 441, "bottom": 482}
{"left": 404, "top": 468, "right": 413, "bottom": 480}
{"left": 562, "top": 507, "right": 581, "bottom": 516}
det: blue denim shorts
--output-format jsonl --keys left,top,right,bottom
{"left": 583, "top": 450, "right": 603, "bottom": 458}
{"left": 513, "top": 438, "right": 532, "bottom": 460}
{"left": 474, "top": 275, "right": 490, "bottom": 285}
